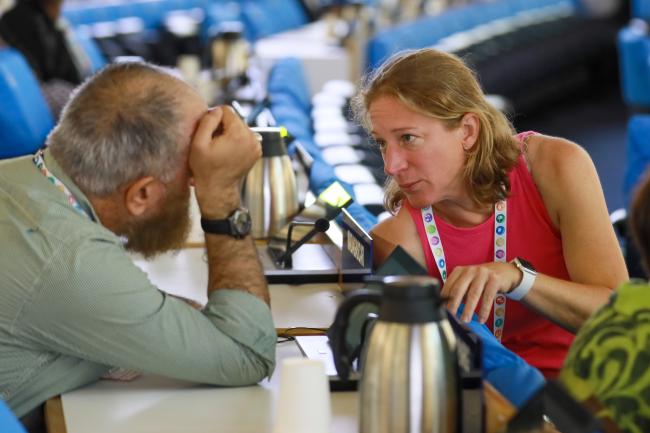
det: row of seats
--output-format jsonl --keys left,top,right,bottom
{"left": 366, "top": 0, "right": 619, "bottom": 113}
{"left": 266, "top": 57, "right": 380, "bottom": 232}
{"left": 63, "top": 0, "right": 310, "bottom": 42}
{"left": 367, "top": 0, "right": 578, "bottom": 69}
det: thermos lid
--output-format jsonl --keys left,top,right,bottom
{"left": 210, "top": 21, "right": 245, "bottom": 40}
{"left": 252, "top": 127, "right": 288, "bottom": 157}
{"left": 379, "top": 275, "right": 445, "bottom": 323}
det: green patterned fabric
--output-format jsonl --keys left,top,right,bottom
{"left": 560, "top": 280, "right": 650, "bottom": 433}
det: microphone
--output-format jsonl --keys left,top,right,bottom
{"left": 276, "top": 218, "right": 330, "bottom": 269}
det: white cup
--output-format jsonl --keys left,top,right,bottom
{"left": 273, "top": 357, "right": 331, "bottom": 433}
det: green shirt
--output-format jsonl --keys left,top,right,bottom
{"left": 0, "top": 150, "right": 276, "bottom": 417}
{"left": 560, "top": 280, "right": 650, "bottom": 433}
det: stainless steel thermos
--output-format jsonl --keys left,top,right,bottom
{"left": 330, "top": 275, "right": 460, "bottom": 433}
{"left": 242, "top": 127, "right": 299, "bottom": 238}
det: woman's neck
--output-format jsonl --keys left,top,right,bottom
{"left": 432, "top": 197, "right": 494, "bottom": 228}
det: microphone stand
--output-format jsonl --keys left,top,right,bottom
{"left": 276, "top": 218, "right": 330, "bottom": 269}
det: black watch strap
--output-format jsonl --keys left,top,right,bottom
{"left": 200, "top": 217, "right": 231, "bottom": 235}
{"left": 200, "top": 207, "right": 251, "bottom": 239}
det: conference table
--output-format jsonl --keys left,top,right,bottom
{"left": 43, "top": 244, "right": 515, "bottom": 433}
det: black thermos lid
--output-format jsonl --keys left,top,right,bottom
{"left": 379, "top": 275, "right": 445, "bottom": 323}
{"left": 253, "top": 127, "right": 288, "bottom": 157}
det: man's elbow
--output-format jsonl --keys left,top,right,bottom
{"left": 211, "top": 343, "right": 276, "bottom": 386}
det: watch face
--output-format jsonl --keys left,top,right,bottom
{"left": 517, "top": 257, "right": 536, "bottom": 272}
{"left": 231, "top": 208, "right": 252, "bottom": 236}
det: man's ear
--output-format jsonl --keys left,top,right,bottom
{"left": 460, "top": 112, "right": 480, "bottom": 151}
{"left": 124, "top": 176, "right": 165, "bottom": 217}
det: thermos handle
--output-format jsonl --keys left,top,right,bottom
{"left": 328, "top": 289, "right": 382, "bottom": 381}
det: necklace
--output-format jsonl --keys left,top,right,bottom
{"left": 33, "top": 150, "right": 92, "bottom": 221}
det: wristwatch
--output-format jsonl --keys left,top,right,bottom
{"left": 508, "top": 257, "right": 537, "bottom": 301}
{"left": 200, "top": 207, "right": 251, "bottom": 239}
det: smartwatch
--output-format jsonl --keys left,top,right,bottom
{"left": 200, "top": 207, "right": 251, "bottom": 239}
{"left": 508, "top": 257, "right": 537, "bottom": 301}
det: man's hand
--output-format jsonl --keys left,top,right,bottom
{"left": 187, "top": 106, "right": 269, "bottom": 306}
{"left": 189, "top": 106, "right": 262, "bottom": 218}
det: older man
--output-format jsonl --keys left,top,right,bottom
{"left": 0, "top": 62, "right": 275, "bottom": 431}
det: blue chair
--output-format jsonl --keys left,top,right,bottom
{"left": 618, "top": 22, "right": 650, "bottom": 108}
{"left": 70, "top": 28, "right": 107, "bottom": 73}
{"left": 0, "top": 48, "right": 55, "bottom": 159}
{"left": 617, "top": 0, "right": 650, "bottom": 109}
{"left": 0, "top": 400, "right": 27, "bottom": 433}
{"left": 240, "top": 0, "right": 309, "bottom": 41}
{"left": 632, "top": 0, "right": 650, "bottom": 20}
{"left": 624, "top": 115, "right": 650, "bottom": 207}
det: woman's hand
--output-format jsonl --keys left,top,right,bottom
{"left": 442, "top": 262, "right": 521, "bottom": 323}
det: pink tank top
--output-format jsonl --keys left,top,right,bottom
{"left": 405, "top": 131, "right": 573, "bottom": 377}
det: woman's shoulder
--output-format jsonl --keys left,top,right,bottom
{"left": 525, "top": 134, "right": 592, "bottom": 175}
{"left": 517, "top": 133, "right": 598, "bottom": 227}
{"left": 524, "top": 134, "right": 596, "bottom": 196}
{"left": 371, "top": 205, "right": 412, "bottom": 239}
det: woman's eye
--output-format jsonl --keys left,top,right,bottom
{"left": 401, "top": 134, "right": 416, "bottom": 144}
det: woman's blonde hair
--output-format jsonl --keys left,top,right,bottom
{"left": 352, "top": 48, "right": 521, "bottom": 213}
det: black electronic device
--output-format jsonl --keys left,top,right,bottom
{"left": 374, "top": 245, "right": 428, "bottom": 276}
{"left": 272, "top": 218, "right": 331, "bottom": 269}
{"left": 507, "top": 381, "right": 615, "bottom": 433}
{"left": 260, "top": 182, "right": 357, "bottom": 284}
{"left": 339, "top": 208, "right": 373, "bottom": 283}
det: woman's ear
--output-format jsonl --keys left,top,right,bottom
{"left": 124, "top": 176, "right": 165, "bottom": 217}
{"left": 460, "top": 113, "right": 480, "bottom": 151}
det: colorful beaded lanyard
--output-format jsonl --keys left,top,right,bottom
{"left": 420, "top": 200, "right": 508, "bottom": 341}
{"left": 33, "top": 150, "right": 92, "bottom": 221}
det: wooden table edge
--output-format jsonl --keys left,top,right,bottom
{"left": 45, "top": 396, "right": 67, "bottom": 433}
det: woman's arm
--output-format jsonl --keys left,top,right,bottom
{"left": 370, "top": 207, "right": 427, "bottom": 269}
{"left": 521, "top": 135, "right": 628, "bottom": 330}
{"left": 443, "top": 135, "right": 628, "bottom": 332}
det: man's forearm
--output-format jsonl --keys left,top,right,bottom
{"left": 204, "top": 233, "right": 269, "bottom": 305}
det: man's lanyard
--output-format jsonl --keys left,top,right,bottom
{"left": 33, "top": 150, "right": 140, "bottom": 381}
{"left": 33, "top": 150, "right": 93, "bottom": 221}
{"left": 420, "top": 200, "right": 508, "bottom": 341}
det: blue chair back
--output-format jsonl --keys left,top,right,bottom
{"left": 0, "top": 48, "right": 55, "bottom": 159}
{"left": 0, "top": 400, "right": 26, "bottom": 433}
{"left": 618, "top": 25, "right": 650, "bottom": 108}
{"left": 632, "top": 0, "right": 650, "bottom": 19}
{"left": 624, "top": 115, "right": 650, "bottom": 207}
{"left": 240, "top": 0, "right": 309, "bottom": 41}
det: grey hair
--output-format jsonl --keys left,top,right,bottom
{"left": 47, "top": 62, "right": 187, "bottom": 196}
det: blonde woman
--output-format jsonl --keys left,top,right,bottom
{"left": 356, "top": 48, "right": 627, "bottom": 377}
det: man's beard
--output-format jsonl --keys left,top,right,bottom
{"left": 121, "top": 184, "right": 192, "bottom": 258}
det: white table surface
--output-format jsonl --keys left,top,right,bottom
{"left": 131, "top": 248, "right": 343, "bottom": 330}
{"left": 61, "top": 342, "right": 359, "bottom": 433}
{"left": 59, "top": 244, "right": 354, "bottom": 432}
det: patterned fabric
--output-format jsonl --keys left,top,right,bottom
{"left": 0, "top": 150, "right": 276, "bottom": 417}
{"left": 560, "top": 281, "right": 650, "bottom": 433}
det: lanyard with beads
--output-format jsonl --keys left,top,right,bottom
{"left": 420, "top": 200, "right": 508, "bottom": 341}
{"left": 33, "top": 150, "right": 93, "bottom": 221}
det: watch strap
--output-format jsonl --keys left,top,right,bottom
{"left": 200, "top": 217, "right": 231, "bottom": 235}
{"left": 507, "top": 261, "right": 536, "bottom": 301}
